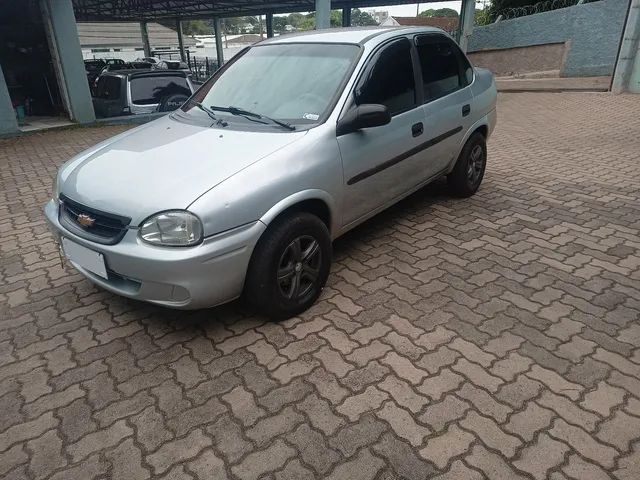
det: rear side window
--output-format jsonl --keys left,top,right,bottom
{"left": 356, "top": 38, "right": 416, "bottom": 116}
{"left": 94, "top": 76, "right": 121, "bottom": 100}
{"left": 416, "top": 35, "right": 473, "bottom": 102}
{"left": 129, "top": 76, "right": 191, "bottom": 105}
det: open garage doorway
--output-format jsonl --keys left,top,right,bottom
{"left": 0, "top": 0, "right": 73, "bottom": 131}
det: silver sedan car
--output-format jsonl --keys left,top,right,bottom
{"left": 45, "top": 27, "right": 497, "bottom": 318}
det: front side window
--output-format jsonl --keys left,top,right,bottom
{"left": 182, "top": 43, "right": 359, "bottom": 126}
{"left": 416, "top": 35, "right": 473, "bottom": 102}
{"left": 356, "top": 38, "right": 416, "bottom": 116}
{"left": 94, "top": 76, "right": 121, "bottom": 100}
{"left": 130, "top": 76, "right": 191, "bottom": 105}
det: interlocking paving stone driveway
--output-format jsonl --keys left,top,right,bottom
{"left": 1, "top": 92, "right": 639, "bottom": 480}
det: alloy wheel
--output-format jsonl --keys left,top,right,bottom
{"left": 277, "top": 235, "right": 321, "bottom": 300}
{"left": 467, "top": 144, "right": 484, "bottom": 185}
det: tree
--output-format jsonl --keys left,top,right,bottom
{"left": 181, "top": 20, "right": 213, "bottom": 35}
{"left": 419, "top": 8, "right": 459, "bottom": 18}
{"left": 475, "top": 8, "right": 492, "bottom": 26}
{"left": 351, "top": 9, "right": 377, "bottom": 26}
{"left": 268, "top": 8, "right": 377, "bottom": 33}
{"left": 273, "top": 16, "right": 289, "bottom": 33}
{"left": 299, "top": 14, "right": 316, "bottom": 30}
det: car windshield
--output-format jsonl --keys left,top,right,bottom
{"left": 179, "top": 43, "right": 359, "bottom": 127}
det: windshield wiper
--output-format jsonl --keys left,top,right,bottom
{"left": 209, "top": 105, "right": 296, "bottom": 131}
{"left": 184, "top": 99, "right": 218, "bottom": 121}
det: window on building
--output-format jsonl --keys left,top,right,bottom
{"left": 415, "top": 35, "right": 473, "bottom": 102}
{"left": 356, "top": 38, "right": 416, "bottom": 116}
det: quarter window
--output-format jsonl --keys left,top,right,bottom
{"left": 416, "top": 35, "right": 473, "bottom": 102}
{"left": 356, "top": 38, "right": 416, "bottom": 116}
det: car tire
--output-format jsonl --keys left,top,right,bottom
{"left": 447, "top": 132, "right": 487, "bottom": 198}
{"left": 244, "top": 212, "right": 332, "bottom": 320}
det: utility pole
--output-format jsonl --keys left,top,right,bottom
{"left": 416, "top": 3, "right": 420, "bottom": 16}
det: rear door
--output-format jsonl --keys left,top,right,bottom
{"left": 92, "top": 76, "right": 123, "bottom": 118}
{"left": 337, "top": 37, "right": 432, "bottom": 226}
{"left": 129, "top": 74, "right": 192, "bottom": 114}
{"left": 415, "top": 34, "right": 475, "bottom": 172}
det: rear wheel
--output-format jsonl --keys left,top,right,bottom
{"left": 447, "top": 132, "right": 487, "bottom": 197}
{"left": 244, "top": 212, "right": 331, "bottom": 319}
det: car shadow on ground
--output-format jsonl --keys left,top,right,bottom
{"left": 100, "top": 177, "right": 462, "bottom": 334}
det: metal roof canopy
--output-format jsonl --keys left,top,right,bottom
{"left": 72, "top": 0, "right": 447, "bottom": 21}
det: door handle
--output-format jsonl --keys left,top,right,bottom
{"left": 462, "top": 104, "right": 471, "bottom": 117}
{"left": 411, "top": 122, "right": 424, "bottom": 137}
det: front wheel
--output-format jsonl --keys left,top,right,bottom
{"left": 447, "top": 132, "right": 487, "bottom": 198}
{"left": 243, "top": 212, "right": 332, "bottom": 319}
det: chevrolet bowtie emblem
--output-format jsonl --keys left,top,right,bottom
{"left": 77, "top": 213, "right": 96, "bottom": 227}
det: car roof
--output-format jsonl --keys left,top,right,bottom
{"left": 260, "top": 26, "right": 444, "bottom": 46}
{"left": 103, "top": 69, "right": 189, "bottom": 78}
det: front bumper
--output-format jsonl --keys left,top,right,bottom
{"left": 44, "top": 200, "right": 265, "bottom": 309}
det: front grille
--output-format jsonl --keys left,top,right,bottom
{"left": 59, "top": 194, "right": 131, "bottom": 245}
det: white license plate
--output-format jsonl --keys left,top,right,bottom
{"left": 61, "top": 237, "right": 108, "bottom": 279}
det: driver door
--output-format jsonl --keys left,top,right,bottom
{"left": 337, "top": 37, "right": 435, "bottom": 227}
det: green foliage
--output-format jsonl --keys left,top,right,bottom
{"left": 163, "top": 7, "right": 380, "bottom": 36}
{"left": 419, "top": 8, "right": 459, "bottom": 18}
{"left": 475, "top": 8, "right": 492, "bottom": 26}
{"left": 254, "top": 8, "right": 379, "bottom": 32}
{"left": 351, "top": 9, "right": 378, "bottom": 26}
{"left": 181, "top": 20, "right": 213, "bottom": 35}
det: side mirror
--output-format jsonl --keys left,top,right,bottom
{"left": 336, "top": 104, "right": 391, "bottom": 136}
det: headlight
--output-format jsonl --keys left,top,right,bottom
{"left": 139, "top": 210, "right": 203, "bottom": 247}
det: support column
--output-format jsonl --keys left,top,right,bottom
{"left": 40, "top": 0, "right": 95, "bottom": 123}
{"left": 266, "top": 13, "right": 274, "bottom": 38}
{"left": 214, "top": 17, "right": 224, "bottom": 68}
{"left": 458, "top": 0, "right": 476, "bottom": 52}
{"left": 342, "top": 8, "right": 351, "bottom": 27}
{"left": 0, "top": 64, "right": 19, "bottom": 135}
{"left": 315, "top": 0, "right": 331, "bottom": 30}
{"left": 176, "top": 19, "right": 186, "bottom": 62}
{"left": 140, "top": 21, "right": 152, "bottom": 58}
{"left": 612, "top": 0, "right": 640, "bottom": 93}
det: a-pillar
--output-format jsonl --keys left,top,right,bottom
{"left": 315, "top": 0, "right": 331, "bottom": 29}
{"left": 40, "top": 0, "right": 95, "bottom": 123}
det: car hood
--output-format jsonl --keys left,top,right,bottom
{"left": 60, "top": 115, "right": 306, "bottom": 224}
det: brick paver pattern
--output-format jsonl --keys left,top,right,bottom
{"left": 1, "top": 92, "right": 639, "bottom": 480}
